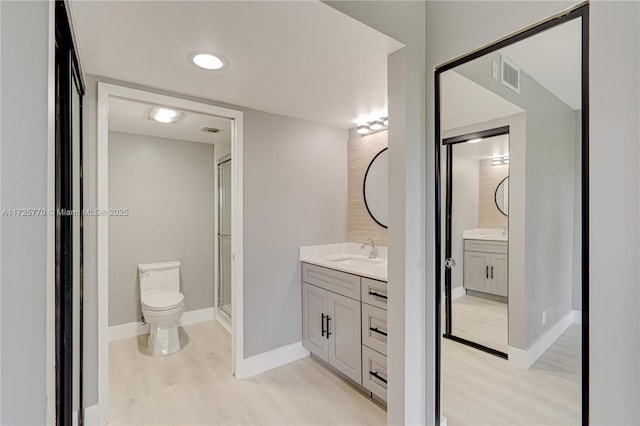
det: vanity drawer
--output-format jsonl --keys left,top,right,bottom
{"left": 302, "top": 263, "right": 361, "bottom": 301}
{"left": 362, "top": 346, "right": 387, "bottom": 403}
{"left": 362, "top": 304, "right": 387, "bottom": 356}
{"left": 464, "top": 239, "right": 507, "bottom": 254}
{"left": 361, "top": 278, "right": 388, "bottom": 309}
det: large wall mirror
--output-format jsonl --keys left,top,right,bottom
{"left": 363, "top": 147, "right": 388, "bottom": 228}
{"left": 435, "top": 5, "right": 588, "bottom": 425}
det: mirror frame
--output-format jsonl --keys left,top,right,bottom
{"left": 495, "top": 176, "right": 509, "bottom": 216}
{"left": 433, "top": 4, "right": 590, "bottom": 425}
{"left": 363, "top": 147, "right": 388, "bottom": 229}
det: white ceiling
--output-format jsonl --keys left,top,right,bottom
{"left": 69, "top": 1, "right": 404, "bottom": 129}
{"left": 500, "top": 17, "right": 582, "bottom": 110}
{"left": 455, "top": 134, "right": 510, "bottom": 160}
{"left": 108, "top": 96, "right": 232, "bottom": 148}
{"left": 441, "top": 71, "right": 523, "bottom": 132}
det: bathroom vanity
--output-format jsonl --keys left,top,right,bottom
{"left": 462, "top": 229, "right": 508, "bottom": 297}
{"left": 300, "top": 243, "right": 388, "bottom": 405}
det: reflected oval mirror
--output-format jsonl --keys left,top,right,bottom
{"left": 363, "top": 147, "right": 388, "bottom": 228}
{"left": 495, "top": 176, "right": 509, "bottom": 216}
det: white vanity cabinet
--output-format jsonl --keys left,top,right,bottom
{"left": 302, "top": 264, "right": 362, "bottom": 384}
{"left": 463, "top": 240, "right": 508, "bottom": 297}
{"left": 302, "top": 263, "right": 388, "bottom": 404}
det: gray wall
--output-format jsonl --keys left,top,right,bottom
{"left": 426, "top": 1, "right": 640, "bottom": 423}
{"left": 0, "top": 1, "right": 50, "bottom": 424}
{"left": 455, "top": 52, "right": 577, "bottom": 347}
{"left": 108, "top": 131, "right": 215, "bottom": 326}
{"left": 82, "top": 74, "right": 348, "bottom": 405}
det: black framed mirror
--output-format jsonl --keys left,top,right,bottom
{"left": 495, "top": 176, "right": 509, "bottom": 216}
{"left": 363, "top": 147, "right": 388, "bottom": 228}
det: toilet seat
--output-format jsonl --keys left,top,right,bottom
{"left": 142, "top": 291, "right": 184, "bottom": 311}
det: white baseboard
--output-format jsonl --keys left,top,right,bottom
{"left": 508, "top": 310, "right": 574, "bottom": 369}
{"left": 83, "top": 404, "right": 102, "bottom": 426}
{"left": 235, "top": 341, "right": 310, "bottom": 379}
{"left": 451, "top": 286, "right": 466, "bottom": 300}
{"left": 108, "top": 307, "right": 215, "bottom": 341}
{"left": 572, "top": 309, "right": 582, "bottom": 324}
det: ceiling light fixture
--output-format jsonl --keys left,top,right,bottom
{"left": 383, "top": 117, "right": 389, "bottom": 126}
{"left": 149, "top": 107, "right": 183, "bottom": 124}
{"left": 468, "top": 138, "right": 483, "bottom": 144}
{"left": 192, "top": 53, "right": 225, "bottom": 70}
{"left": 491, "top": 155, "right": 509, "bottom": 166}
{"left": 357, "top": 123, "right": 371, "bottom": 134}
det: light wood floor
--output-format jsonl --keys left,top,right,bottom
{"left": 442, "top": 324, "right": 581, "bottom": 425}
{"left": 451, "top": 294, "right": 508, "bottom": 353}
{"left": 109, "top": 320, "right": 386, "bottom": 425}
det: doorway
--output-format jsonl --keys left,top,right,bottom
{"left": 96, "top": 83, "right": 245, "bottom": 424}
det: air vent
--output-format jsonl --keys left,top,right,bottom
{"left": 198, "top": 126, "right": 220, "bottom": 133}
{"left": 501, "top": 55, "right": 520, "bottom": 94}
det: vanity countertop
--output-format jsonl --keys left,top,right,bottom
{"left": 462, "top": 228, "right": 508, "bottom": 242}
{"left": 299, "top": 242, "right": 388, "bottom": 282}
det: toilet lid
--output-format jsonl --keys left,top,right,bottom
{"left": 143, "top": 291, "right": 184, "bottom": 311}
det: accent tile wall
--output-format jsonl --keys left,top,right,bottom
{"left": 479, "top": 159, "right": 508, "bottom": 229}
{"left": 348, "top": 130, "right": 388, "bottom": 247}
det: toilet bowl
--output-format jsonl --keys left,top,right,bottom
{"left": 138, "top": 261, "right": 185, "bottom": 356}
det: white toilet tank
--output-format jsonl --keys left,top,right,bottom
{"left": 138, "top": 261, "right": 181, "bottom": 297}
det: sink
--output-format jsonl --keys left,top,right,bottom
{"left": 326, "top": 256, "right": 385, "bottom": 266}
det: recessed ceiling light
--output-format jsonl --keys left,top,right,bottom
{"left": 192, "top": 53, "right": 225, "bottom": 70}
{"left": 468, "top": 138, "right": 483, "bottom": 144}
{"left": 149, "top": 107, "right": 183, "bottom": 124}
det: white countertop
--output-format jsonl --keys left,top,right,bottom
{"left": 462, "top": 228, "right": 508, "bottom": 242}
{"left": 299, "top": 242, "right": 388, "bottom": 282}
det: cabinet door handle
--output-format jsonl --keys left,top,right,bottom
{"left": 486, "top": 266, "right": 489, "bottom": 279}
{"left": 368, "top": 291, "right": 387, "bottom": 300}
{"left": 491, "top": 266, "right": 494, "bottom": 279}
{"left": 326, "top": 315, "right": 331, "bottom": 339}
{"left": 369, "top": 327, "right": 388, "bottom": 337}
{"left": 369, "top": 371, "right": 388, "bottom": 384}
{"left": 321, "top": 313, "right": 326, "bottom": 337}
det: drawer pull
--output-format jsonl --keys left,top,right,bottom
{"left": 368, "top": 291, "right": 387, "bottom": 300}
{"left": 369, "top": 371, "right": 387, "bottom": 384}
{"left": 369, "top": 327, "right": 387, "bottom": 337}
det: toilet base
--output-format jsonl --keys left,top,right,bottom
{"left": 148, "top": 323, "right": 181, "bottom": 356}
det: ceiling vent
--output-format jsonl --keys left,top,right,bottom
{"left": 501, "top": 55, "right": 520, "bottom": 94}
{"left": 198, "top": 126, "right": 220, "bottom": 133}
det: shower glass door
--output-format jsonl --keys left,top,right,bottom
{"left": 218, "top": 157, "right": 232, "bottom": 317}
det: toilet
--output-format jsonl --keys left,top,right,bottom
{"left": 138, "top": 261, "right": 185, "bottom": 356}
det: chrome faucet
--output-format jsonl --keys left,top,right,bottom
{"left": 361, "top": 238, "right": 377, "bottom": 259}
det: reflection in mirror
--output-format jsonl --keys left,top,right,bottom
{"left": 438, "top": 14, "right": 584, "bottom": 426}
{"left": 363, "top": 148, "right": 388, "bottom": 228}
{"left": 495, "top": 177, "right": 509, "bottom": 215}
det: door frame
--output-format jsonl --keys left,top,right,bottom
{"left": 434, "top": 3, "right": 589, "bottom": 425}
{"left": 96, "top": 83, "right": 244, "bottom": 425}
{"left": 441, "top": 126, "right": 510, "bottom": 359}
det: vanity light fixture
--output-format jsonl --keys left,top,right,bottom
{"left": 491, "top": 155, "right": 509, "bottom": 166}
{"left": 357, "top": 123, "right": 371, "bottom": 134}
{"left": 356, "top": 116, "right": 388, "bottom": 136}
{"left": 468, "top": 138, "right": 483, "bottom": 144}
{"left": 370, "top": 119, "right": 384, "bottom": 131}
{"left": 192, "top": 53, "right": 225, "bottom": 70}
{"left": 148, "top": 107, "right": 184, "bottom": 124}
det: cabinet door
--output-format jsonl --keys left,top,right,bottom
{"left": 490, "top": 254, "right": 508, "bottom": 297}
{"left": 464, "top": 251, "right": 491, "bottom": 293}
{"left": 302, "top": 283, "right": 329, "bottom": 362}
{"left": 327, "top": 292, "right": 362, "bottom": 384}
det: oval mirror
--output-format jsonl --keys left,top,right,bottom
{"left": 495, "top": 176, "right": 509, "bottom": 216}
{"left": 363, "top": 147, "right": 388, "bottom": 228}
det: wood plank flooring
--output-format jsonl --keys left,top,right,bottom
{"left": 442, "top": 324, "right": 581, "bottom": 425}
{"left": 450, "top": 294, "right": 508, "bottom": 353}
{"left": 109, "top": 320, "right": 386, "bottom": 425}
